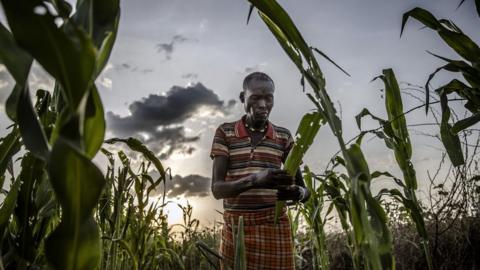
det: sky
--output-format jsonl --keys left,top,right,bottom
{"left": 0, "top": 0, "right": 479, "bottom": 225}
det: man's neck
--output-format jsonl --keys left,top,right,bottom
{"left": 245, "top": 115, "right": 267, "bottom": 130}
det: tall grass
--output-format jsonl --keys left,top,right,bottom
{"left": 97, "top": 141, "right": 219, "bottom": 270}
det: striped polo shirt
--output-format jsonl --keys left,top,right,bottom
{"left": 210, "top": 116, "right": 294, "bottom": 211}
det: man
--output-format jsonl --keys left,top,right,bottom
{"left": 210, "top": 72, "right": 310, "bottom": 270}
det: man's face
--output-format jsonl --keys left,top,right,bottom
{"left": 243, "top": 79, "right": 275, "bottom": 124}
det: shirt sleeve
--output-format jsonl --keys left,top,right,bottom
{"left": 210, "top": 126, "right": 229, "bottom": 159}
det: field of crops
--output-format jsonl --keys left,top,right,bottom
{"left": 0, "top": 0, "right": 479, "bottom": 269}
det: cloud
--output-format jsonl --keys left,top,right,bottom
{"left": 145, "top": 126, "right": 200, "bottom": 160}
{"left": 28, "top": 64, "right": 55, "bottom": 91}
{"left": 0, "top": 64, "right": 54, "bottom": 105}
{"left": 241, "top": 62, "right": 268, "bottom": 74}
{"left": 155, "top": 34, "right": 196, "bottom": 60}
{"left": 163, "top": 174, "right": 211, "bottom": 198}
{"left": 142, "top": 68, "right": 154, "bottom": 74}
{"left": 107, "top": 82, "right": 236, "bottom": 159}
{"left": 0, "top": 65, "right": 12, "bottom": 104}
{"left": 181, "top": 73, "right": 198, "bottom": 80}
{"left": 97, "top": 77, "right": 112, "bottom": 89}
{"left": 113, "top": 62, "right": 155, "bottom": 74}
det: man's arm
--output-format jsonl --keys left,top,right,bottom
{"left": 211, "top": 156, "right": 295, "bottom": 200}
{"left": 211, "top": 156, "right": 255, "bottom": 199}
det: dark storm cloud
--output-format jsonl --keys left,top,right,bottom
{"left": 107, "top": 83, "right": 236, "bottom": 159}
{"left": 145, "top": 126, "right": 200, "bottom": 160}
{"left": 156, "top": 34, "right": 196, "bottom": 60}
{"left": 165, "top": 174, "right": 211, "bottom": 198}
{"left": 108, "top": 83, "right": 231, "bottom": 129}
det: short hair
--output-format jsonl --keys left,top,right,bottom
{"left": 242, "top": 72, "right": 275, "bottom": 91}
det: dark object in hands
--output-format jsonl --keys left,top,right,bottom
{"left": 276, "top": 185, "right": 304, "bottom": 202}
{"left": 253, "top": 168, "right": 295, "bottom": 189}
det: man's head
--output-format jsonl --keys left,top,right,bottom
{"left": 240, "top": 72, "right": 275, "bottom": 126}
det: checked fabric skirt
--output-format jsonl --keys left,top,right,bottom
{"left": 220, "top": 207, "right": 295, "bottom": 270}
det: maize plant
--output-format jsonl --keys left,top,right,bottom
{"left": 246, "top": 1, "right": 394, "bottom": 269}
{"left": 275, "top": 112, "right": 325, "bottom": 224}
{"left": 357, "top": 68, "right": 433, "bottom": 269}
{"left": 299, "top": 166, "right": 330, "bottom": 270}
{"left": 98, "top": 141, "right": 172, "bottom": 270}
{"left": 401, "top": 6, "right": 480, "bottom": 166}
{"left": 0, "top": 0, "right": 121, "bottom": 268}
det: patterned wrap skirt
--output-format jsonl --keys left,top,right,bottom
{"left": 220, "top": 207, "right": 295, "bottom": 270}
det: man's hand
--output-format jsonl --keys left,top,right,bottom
{"left": 252, "top": 169, "right": 294, "bottom": 189}
{"left": 276, "top": 185, "right": 305, "bottom": 202}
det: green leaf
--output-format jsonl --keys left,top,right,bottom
{"left": 426, "top": 52, "right": 480, "bottom": 90}
{"left": 110, "top": 238, "right": 139, "bottom": 270}
{"left": 439, "top": 91, "right": 464, "bottom": 166}
{"left": 0, "top": 22, "right": 35, "bottom": 125}
{"left": 284, "top": 112, "right": 324, "bottom": 175}
{"left": 381, "top": 69, "right": 410, "bottom": 142}
{"left": 438, "top": 29, "right": 480, "bottom": 65}
{"left": 83, "top": 86, "right": 105, "bottom": 158}
{"left": 259, "top": 13, "right": 303, "bottom": 70}
{"left": 477, "top": 0, "right": 480, "bottom": 17}
{"left": 248, "top": 0, "right": 313, "bottom": 66}
{"left": 274, "top": 112, "right": 324, "bottom": 224}
{"left": 0, "top": 22, "right": 32, "bottom": 84}
{"left": 14, "top": 153, "right": 45, "bottom": 264}
{"left": 34, "top": 171, "right": 57, "bottom": 219}
{"left": 0, "top": 31, "right": 49, "bottom": 159}
{"left": 0, "top": 127, "right": 21, "bottom": 176}
{"left": 246, "top": 4, "right": 254, "bottom": 25}
{"left": 355, "top": 108, "right": 387, "bottom": 130}
{"left": 46, "top": 137, "right": 105, "bottom": 270}
{"left": 363, "top": 186, "right": 394, "bottom": 269}
{"left": 344, "top": 146, "right": 395, "bottom": 269}
{"left": 0, "top": 176, "right": 22, "bottom": 238}
{"left": 432, "top": 79, "right": 480, "bottom": 115}
{"left": 46, "top": 217, "right": 102, "bottom": 270}
{"left": 1, "top": 0, "right": 97, "bottom": 111}
{"left": 345, "top": 144, "right": 370, "bottom": 186}
{"left": 233, "top": 216, "right": 246, "bottom": 270}
{"left": 401, "top": 7, "right": 442, "bottom": 36}
{"left": 311, "top": 47, "right": 351, "bottom": 77}
{"left": 104, "top": 137, "right": 167, "bottom": 182}
{"left": 95, "top": 21, "right": 119, "bottom": 76}
{"left": 16, "top": 84, "right": 51, "bottom": 160}
{"left": 451, "top": 113, "right": 480, "bottom": 133}
{"left": 46, "top": 0, "right": 73, "bottom": 18}
{"left": 402, "top": 7, "right": 480, "bottom": 64}
{"left": 196, "top": 241, "right": 222, "bottom": 270}
{"left": 73, "top": 0, "right": 120, "bottom": 76}
{"left": 370, "top": 171, "right": 404, "bottom": 187}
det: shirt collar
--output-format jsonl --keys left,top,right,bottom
{"left": 234, "top": 115, "right": 276, "bottom": 139}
